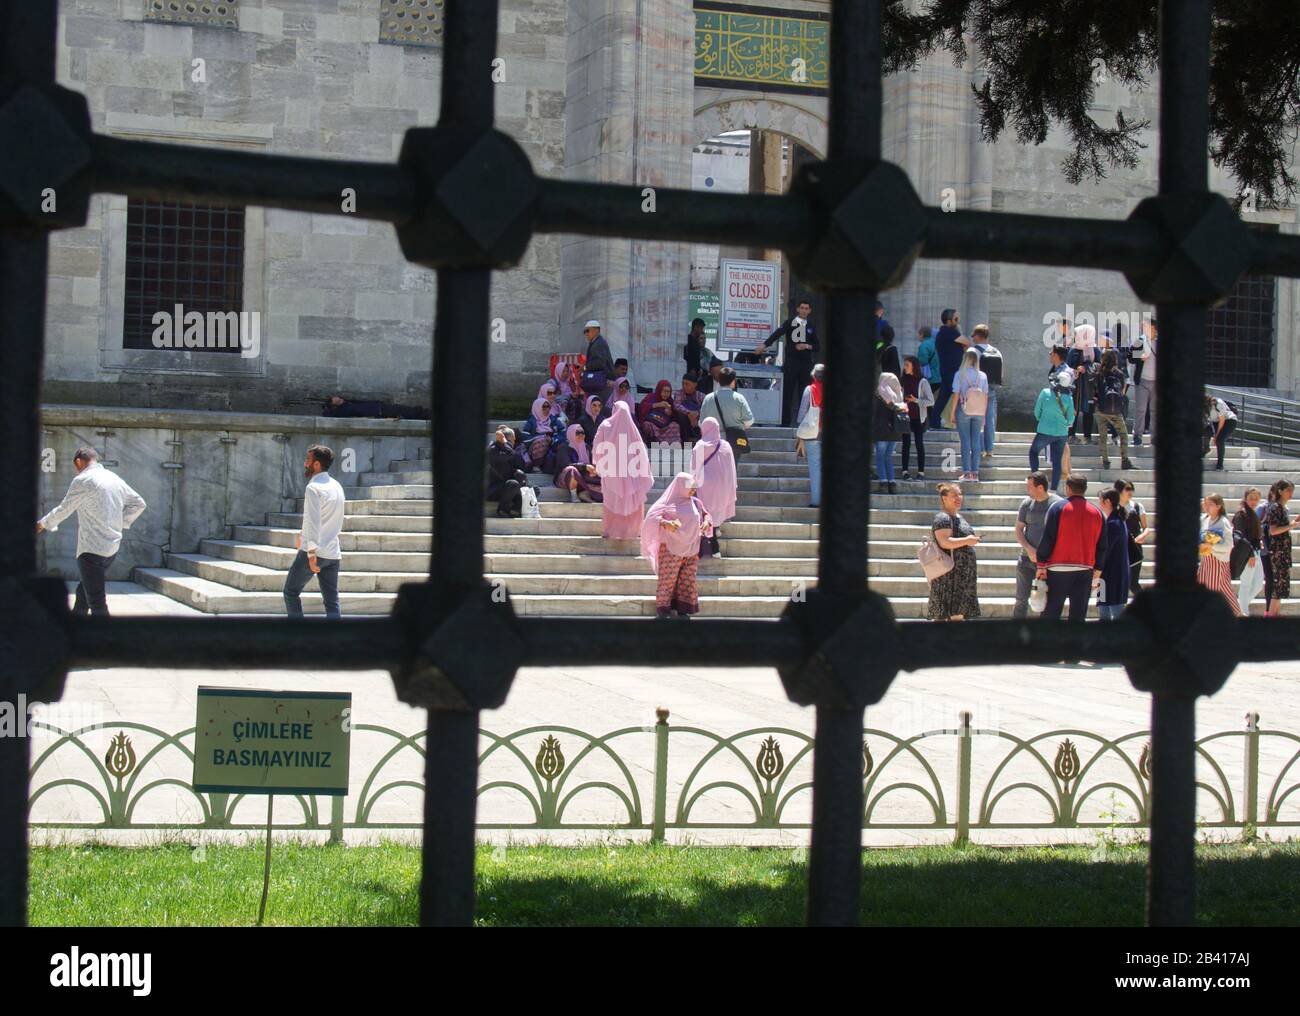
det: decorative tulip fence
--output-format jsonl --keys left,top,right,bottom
{"left": 28, "top": 710, "right": 1300, "bottom": 842}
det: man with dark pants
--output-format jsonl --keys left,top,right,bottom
{"left": 757, "top": 299, "right": 819, "bottom": 426}
{"left": 931, "top": 309, "right": 965, "bottom": 430}
{"left": 284, "top": 444, "right": 346, "bottom": 619}
{"left": 37, "top": 446, "right": 147, "bottom": 618}
{"left": 1035, "top": 474, "right": 1107, "bottom": 622}
{"left": 1013, "top": 472, "right": 1063, "bottom": 619}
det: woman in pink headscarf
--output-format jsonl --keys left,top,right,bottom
{"left": 641, "top": 472, "right": 714, "bottom": 618}
{"left": 690, "top": 415, "right": 736, "bottom": 558}
{"left": 536, "top": 380, "right": 568, "bottom": 424}
{"left": 554, "top": 423, "right": 603, "bottom": 503}
{"left": 592, "top": 401, "right": 654, "bottom": 538}
{"left": 606, "top": 376, "right": 636, "bottom": 418}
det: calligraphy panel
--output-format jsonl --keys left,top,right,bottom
{"left": 695, "top": 2, "right": 829, "bottom": 96}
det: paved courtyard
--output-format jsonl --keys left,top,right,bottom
{"left": 26, "top": 583, "right": 1300, "bottom": 846}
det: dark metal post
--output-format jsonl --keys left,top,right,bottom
{"left": 0, "top": 2, "right": 58, "bottom": 929}
{"left": 418, "top": 0, "right": 500, "bottom": 929}
{"left": 806, "top": 0, "right": 880, "bottom": 928}
{"left": 1147, "top": 0, "right": 1212, "bottom": 927}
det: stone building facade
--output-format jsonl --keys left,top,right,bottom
{"left": 44, "top": 1, "right": 1300, "bottom": 416}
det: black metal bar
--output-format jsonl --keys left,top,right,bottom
{"left": 418, "top": 0, "right": 502, "bottom": 930}
{"left": 1147, "top": 0, "right": 1212, "bottom": 929}
{"left": 90, "top": 136, "right": 416, "bottom": 224}
{"left": 804, "top": 0, "right": 880, "bottom": 930}
{"left": 0, "top": 0, "right": 57, "bottom": 932}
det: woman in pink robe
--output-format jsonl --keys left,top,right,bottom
{"left": 641, "top": 472, "right": 714, "bottom": 618}
{"left": 690, "top": 416, "right": 736, "bottom": 558}
{"left": 592, "top": 401, "right": 654, "bottom": 539}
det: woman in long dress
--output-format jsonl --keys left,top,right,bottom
{"left": 554, "top": 423, "right": 603, "bottom": 502}
{"left": 927, "top": 482, "right": 981, "bottom": 621}
{"left": 642, "top": 471, "right": 714, "bottom": 618}
{"left": 690, "top": 415, "right": 736, "bottom": 557}
{"left": 592, "top": 401, "right": 654, "bottom": 538}
{"left": 1265, "top": 479, "right": 1300, "bottom": 616}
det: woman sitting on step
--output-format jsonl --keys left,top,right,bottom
{"left": 578, "top": 394, "right": 604, "bottom": 446}
{"left": 690, "top": 416, "right": 736, "bottom": 558}
{"left": 642, "top": 471, "right": 715, "bottom": 619}
{"left": 638, "top": 379, "right": 683, "bottom": 446}
{"left": 554, "top": 424, "right": 603, "bottom": 503}
{"left": 592, "top": 401, "right": 654, "bottom": 538}
{"left": 520, "top": 396, "right": 568, "bottom": 473}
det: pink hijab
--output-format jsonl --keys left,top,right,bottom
{"left": 608, "top": 377, "right": 636, "bottom": 414}
{"left": 592, "top": 402, "right": 653, "bottom": 514}
{"left": 641, "top": 472, "right": 713, "bottom": 572}
{"left": 565, "top": 423, "right": 588, "bottom": 465}
{"left": 530, "top": 397, "right": 554, "bottom": 432}
{"left": 537, "top": 380, "right": 560, "bottom": 404}
{"left": 690, "top": 416, "right": 736, "bottom": 526}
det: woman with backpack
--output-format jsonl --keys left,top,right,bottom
{"left": 1203, "top": 395, "right": 1239, "bottom": 471}
{"left": 926, "top": 482, "right": 981, "bottom": 620}
{"left": 1114, "top": 479, "right": 1150, "bottom": 597}
{"left": 1198, "top": 493, "right": 1242, "bottom": 616}
{"left": 1094, "top": 350, "right": 1135, "bottom": 471}
{"left": 953, "top": 349, "right": 989, "bottom": 482}
{"left": 900, "top": 355, "right": 934, "bottom": 481}
{"left": 1030, "top": 372, "right": 1076, "bottom": 493}
{"left": 873, "top": 371, "right": 910, "bottom": 494}
{"left": 916, "top": 327, "right": 941, "bottom": 424}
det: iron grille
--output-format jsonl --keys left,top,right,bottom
{"left": 123, "top": 199, "right": 246, "bottom": 352}
{"left": 144, "top": 1, "right": 239, "bottom": 30}
{"left": 4, "top": 0, "right": 1300, "bottom": 929}
{"left": 1205, "top": 226, "right": 1278, "bottom": 388}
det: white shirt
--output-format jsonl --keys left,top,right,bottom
{"left": 301, "top": 472, "right": 346, "bottom": 561}
{"left": 1207, "top": 398, "right": 1237, "bottom": 424}
{"left": 1137, "top": 337, "right": 1157, "bottom": 381}
{"left": 39, "top": 462, "right": 146, "bottom": 558}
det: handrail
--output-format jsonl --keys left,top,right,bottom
{"left": 1206, "top": 385, "right": 1300, "bottom": 456}
{"left": 1206, "top": 385, "right": 1300, "bottom": 411}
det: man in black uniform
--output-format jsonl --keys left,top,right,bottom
{"left": 756, "top": 299, "right": 818, "bottom": 426}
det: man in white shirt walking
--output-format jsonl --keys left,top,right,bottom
{"left": 36, "top": 446, "right": 147, "bottom": 617}
{"left": 285, "top": 444, "right": 346, "bottom": 619}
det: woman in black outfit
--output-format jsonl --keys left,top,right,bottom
{"left": 486, "top": 427, "right": 530, "bottom": 517}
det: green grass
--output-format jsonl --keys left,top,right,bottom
{"left": 27, "top": 840, "right": 1300, "bottom": 926}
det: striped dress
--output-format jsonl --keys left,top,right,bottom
{"left": 1197, "top": 513, "right": 1242, "bottom": 616}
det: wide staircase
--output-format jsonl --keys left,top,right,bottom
{"left": 136, "top": 427, "right": 1300, "bottom": 617}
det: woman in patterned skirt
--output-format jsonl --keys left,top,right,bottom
{"left": 927, "top": 482, "right": 982, "bottom": 621}
{"left": 641, "top": 472, "right": 714, "bottom": 618}
{"left": 1197, "top": 493, "right": 1240, "bottom": 616}
{"left": 1265, "top": 479, "right": 1300, "bottom": 616}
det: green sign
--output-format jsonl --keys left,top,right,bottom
{"left": 689, "top": 291, "right": 720, "bottom": 346}
{"left": 695, "top": 3, "right": 829, "bottom": 96}
{"left": 193, "top": 688, "right": 352, "bottom": 796}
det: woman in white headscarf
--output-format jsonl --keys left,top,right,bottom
{"left": 1067, "top": 322, "right": 1098, "bottom": 444}
{"left": 873, "top": 370, "right": 910, "bottom": 493}
{"left": 641, "top": 472, "right": 714, "bottom": 618}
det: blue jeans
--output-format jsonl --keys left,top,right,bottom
{"left": 284, "top": 550, "right": 342, "bottom": 618}
{"left": 874, "top": 441, "right": 897, "bottom": 482}
{"left": 956, "top": 408, "right": 984, "bottom": 473}
{"left": 1029, "top": 433, "right": 1067, "bottom": 491}
{"left": 806, "top": 438, "right": 823, "bottom": 506}
{"left": 982, "top": 389, "right": 998, "bottom": 453}
{"left": 1098, "top": 602, "right": 1124, "bottom": 621}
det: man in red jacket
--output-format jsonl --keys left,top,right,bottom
{"left": 1035, "top": 474, "right": 1108, "bottom": 621}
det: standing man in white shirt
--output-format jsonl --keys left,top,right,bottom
{"left": 1132, "top": 317, "right": 1158, "bottom": 446}
{"left": 36, "top": 446, "right": 147, "bottom": 617}
{"left": 284, "top": 444, "right": 346, "bottom": 619}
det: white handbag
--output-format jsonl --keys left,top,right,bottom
{"left": 917, "top": 537, "right": 954, "bottom": 581}
{"left": 795, "top": 405, "right": 820, "bottom": 440}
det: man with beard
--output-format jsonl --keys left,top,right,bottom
{"left": 284, "top": 444, "right": 346, "bottom": 619}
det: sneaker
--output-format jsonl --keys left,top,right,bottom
{"left": 901, "top": 470, "right": 912, "bottom": 481}
{"left": 887, "top": 481, "right": 897, "bottom": 494}
{"left": 1101, "top": 460, "right": 1110, "bottom": 470}
{"left": 1133, "top": 436, "right": 1143, "bottom": 447}
{"left": 1121, "top": 458, "right": 1135, "bottom": 471}
{"left": 569, "top": 489, "right": 579, "bottom": 503}
{"left": 981, "top": 451, "right": 992, "bottom": 460}
{"left": 916, "top": 471, "right": 925, "bottom": 480}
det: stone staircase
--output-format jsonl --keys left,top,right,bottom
{"left": 135, "top": 427, "right": 1300, "bottom": 617}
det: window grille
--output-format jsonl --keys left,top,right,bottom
{"left": 1206, "top": 226, "right": 1278, "bottom": 388}
{"left": 3, "top": 0, "right": 1300, "bottom": 929}
{"left": 123, "top": 199, "right": 246, "bottom": 352}
{"left": 144, "top": 1, "right": 239, "bottom": 30}
{"left": 379, "top": 0, "right": 446, "bottom": 47}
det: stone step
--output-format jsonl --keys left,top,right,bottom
{"left": 132, "top": 567, "right": 1300, "bottom": 618}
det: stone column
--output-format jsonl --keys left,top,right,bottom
{"left": 748, "top": 129, "right": 785, "bottom": 264}
{"left": 562, "top": 0, "right": 695, "bottom": 385}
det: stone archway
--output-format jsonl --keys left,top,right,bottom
{"left": 692, "top": 94, "right": 828, "bottom": 160}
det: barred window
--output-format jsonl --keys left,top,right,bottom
{"left": 144, "top": 1, "right": 240, "bottom": 29}
{"left": 1205, "top": 225, "right": 1278, "bottom": 388}
{"left": 123, "top": 200, "right": 246, "bottom": 352}
{"left": 379, "top": 0, "right": 446, "bottom": 47}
